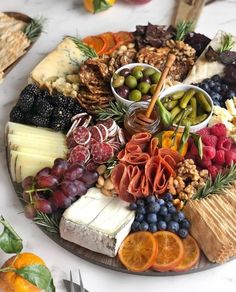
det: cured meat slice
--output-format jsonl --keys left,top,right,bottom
{"left": 73, "top": 126, "right": 91, "bottom": 145}
{"left": 69, "top": 145, "right": 90, "bottom": 164}
{"left": 125, "top": 152, "right": 150, "bottom": 165}
{"left": 66, "top": 133, "right": 77, "bottom": 149}
{"left": 148, "top": 137, "right": 159, "bottom": 156}
{"left": 98, "top": 118, "right": 114, "bottom": 129}
{"left": 90, "top": 126, "right": 103, "bottom": 142}
{"left": 97, "top": 124, "right": 108, "bottom": 141}
{"left": 125, "top": 141, "right": 142, "bottom": 153}
{"left": 91, "top": 142, "right": 113, "bottom": 164}
{"left": 117, "top": 127, "right": 126, "bottom": 145}
{"left": 159, "top": 148, "right": 182, "bottom": 164}
{"left": 128, "top": 166, "right": 143, "bottom": 197}
{"left": 131, "top": 132, "right": 152, "bottom": 150}
{"left": 117, "top": 149, "right": 126, "bottom": 161}
{"left": 86, "top": 159, "right": 99, "bottom": 172}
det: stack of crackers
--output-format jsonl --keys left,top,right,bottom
{"left": 184, "top": 189, "right": 236, "bottom": 263}
{"left": 0, "top": 12, "right": 30, "bottom": 83}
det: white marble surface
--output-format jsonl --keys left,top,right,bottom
{"left": 0, "top": 0, "right": 236, "bottom": 291}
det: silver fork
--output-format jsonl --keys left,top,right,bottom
{"left": 70, "top": 270, "right": 86, "bottom": 292}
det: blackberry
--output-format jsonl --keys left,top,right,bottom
{"left": 20, "top": 84, "right": 40, "bottom": 98}
{"left": 17, "top": 91, "right": 35, "bottom": 112}
{"left": 36, "top": 101, "right": 54, "bottom": 117}
{"left": 50, "top": 119, "right": 66, "bottom": 131}
{"left": 31, "top": 115, "right": 50, "bottom": 127}
{"left": 71, "top": 102, "right": 85, "bottom": 116}
{"left": 51, "top": 94, "right": 75, "bottom": 109}
{"left": 53, "top": 107, "right": 72, "bottom": 122}
{"left": 10, "top": 106, "right": 24, "bottom": 123}
{"left": 24, "top": 111, "right": 34, "bottom": 124}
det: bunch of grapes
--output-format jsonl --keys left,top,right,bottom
{"left": 22, "top": 158, "right": 98, "bottom": 219}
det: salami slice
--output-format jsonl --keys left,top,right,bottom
{"left": 90, "top": 126, "right": 103, "bottom": 142}
{"left": 97, "top": 124, "right": 109, "bottom": 141}
{"left": 91, "top": 142, "right": 113, "bottom": 164}
{"left": 69, "top": 145, "right": 90, "bottom": 164}
{"left": 117, "top": 127, "right": 126, "bottom": 145}
{"left": 98, "top": 118, "right": 113, "bottom": 129}
{"left": 66, "top": 133, "right": 77, "bottom": 149}
{"left": 108, "top": 122, "right": 118, "bottom": 137}
{"left": 71, "top": 112, "right": 88, "bottom": 122}
{"left": 73, "top": 126, "right": 91, "bottom": 145}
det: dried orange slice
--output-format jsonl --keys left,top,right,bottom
{"left": 118, "top": 231, "right": 158, "bottom": 272}
{"left": 100, "top": 32, "right": 117, "bottom": 55}
{"left": 172, "top": 235, "right": 200, "bottom": 272}
{"left": 83, "top": 36, "right": 106, "bottom": 55}
{"left": 152, "top": 231, "right": 184, "bottom": 272}
{"left": 114, "top": 31, "right": 134, "bottom": 45}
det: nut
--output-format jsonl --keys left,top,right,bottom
{"left": 101, "top": 187, "right": 112, "bottom": 197}
{"left": 103, "top": 178, "right": 114, "bottom": 191}
{"left": 97, "top": 165, "right": 107, "bottom": 175}
{"left": 97, "top": 176, "right": 105, "bottom": 187}
{"left": 96, "top": 183, "right": 102, "bottom": 189}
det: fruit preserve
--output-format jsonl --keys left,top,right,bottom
{"left": 124, "top": 101, "right": 160, "bottom": 135}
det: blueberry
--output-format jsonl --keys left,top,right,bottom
{"left": 163, "top": 193, "right": 173, "bottom": 201}
{"left": 157, "top": 220, "right": 167, "bottom": 231}
{"left": 204, "top": 78, "right": 210, "bottom": 83}
{"left": 147, "top": 213, "right": 158, "bottom": 223}
{"left": 131, "top": 221, "right": 140, "bottom": 231}
{"left": 165, "top": 201, "right": 173, "bottom": 209}
{"left": 211, "top": 92, "right": 222, "bottom": 101}
{"left": 146, "top": 195, "right": 156, "bottom": 203}
{"left": 214, "top": 81, "right": 222, "bottom": 87}
{"left": 214, "top": 86, "right": 222, "bottom": 93}
{"left": 181, "top": 219, "right": 190, "bottom": 229}
{"left": 212, "top": 74, "right": 221, "bottom": 83}
{"left": 173, "top": 211, "right": 185, "bottom": 222}
{"left": 164, "top": 214, "right": 172, "bottom": 222}
{"left": 208, "top": 80, "right": 215, "bottom": 88}
{"left": 157, "top": 198, "right": 165, "bottom": 206}
{"left": 168, "top": 206, "right": 177, "bottom": 214}
{"left": 149, "top": 223, "right": 158, "bottom": 233}
{"left": 136, "top": 199, "right": 145, "bottom": 207}
{"left": 201, "top": 83, "right": 209, "bottom": 91}
{"left": 147, "top": 202, "right": 160, "bottom": 213}
{"left": 129, "top": 202, "right": 137, "bottom": 210}
{"left": 168, "top": 221, "right": 180, "bottom": 233}
{"left": 160, "top": 206, "right": 168, "bottom": 216}
{"left": 227, "top": 90, "right": 236, "bottom": 99}
{"left": 137, "top": 206, "right": 146, "bottom": 214}
{"left": 135, "top": 213, "right": 144, "bottom": 222}
{"left": 139, "top": 221, "right": 149, "bottom": 231}
{"left": 178, "top": 228, "right": 189, "bottom": 239}
{"left": 221, "top": 84, "right": 229, "bottom": 92}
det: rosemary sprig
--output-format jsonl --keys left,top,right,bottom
{"left": 175, "top": 21, "right": 194, "bottom": 41}
{"left": 105, "top": 157, "right": 119, "bottom": 176}
{"left": 193, "top": 163, "right": 236, "bottom": 200}
{"left": 23, "top": 17, "right": 46, "bottom": 42}
{"left": 96, "top": 101, "right": 127, "bottom": 125}
{"left": 33, "top": 211, "right": 59, "bottom": 234}
{"left": 69, "top": 36, "right": 97, "bottom": 58}
{"left": 218, "top": 33, "right": 235, "bottom": 53}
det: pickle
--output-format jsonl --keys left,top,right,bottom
{"left": 197, "top": 104, "right": 204, "bottom": 115}
{"left": 165, "top": 100, "right": 178, "bottom": 111}
{"left": 173, "top": 106, "right": 192, "bottom": 124}
{"left": 181, "top": 118, "right": 193, "bottom": 126}
{"left": 192, "top": 114, "right": 208, "bottom": 125}
{"left": 195, "top": 92, "right": 212, "bottom": 113}
{"left": 179, "top": 89, "right": 196, "bottom": 109}
{"left": 172, "top": 91, "right": 185, "bottom": 100}
{"left": 170, "top": 106, "right": 181, "bottom": 119}
{"left": 162, "top": 96, "right": 169, "bottom": 104}
{"left": 189, "top": 97, "right": 197, "bottom": 119}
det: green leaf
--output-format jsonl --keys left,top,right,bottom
{"left": 179, "top": 122, "right": 190, "bottom": 154}
{"left": 16, "top": 264, "right": 55, "bottom": 292}
{"left": 0, "top": 217, "right": 23, "bottom": 254}
{"left": 93, "top": 0, "right": 111, "bottom": 13}
{"left": 175, "top": 21, "right": 194, "bottom": 41}
{"left": 156, "top": 99, "right": 173, "bottom": 128}
{"left": 23, "top": 17, "right": 46, "bottom": 42}
{"left": 218, "top": 33, "right": 235, "bottom": 53}
{"left": 69, "top": 36, "right": 97, "bottom": 59}
{"left": 191, "top": 133, "right": 203, "bottom": 159}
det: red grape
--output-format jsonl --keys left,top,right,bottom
{"left": 36, "top": 175, "right": 59, "bottom": 188}
{"left": 61, "top": 180, "right": 78, "bottom": 197}
{"left": 54, "top": 158, "right": 68, "bottom": 166}
{"left": 24, "top": 204, "right": 36, "bottom": 219}
{"left": 73, "top": 180, "right": 87, "bottom": 196}
{"left": 22, "top": 176, "right": 34, "bottom": 190}
{"left": 51, "top": 159, "right": 69, "bottom": 177}
{"left": 51, "top": 190, "right": 71, "bottom": 208}
{"left": 63, "top": 164, "right": 85, "bottom": 181}
{"left": 81, "top": 171, "right": 99, "bottom": 185}
{"left": 34, "top": 199, "right": 52, "bottom": 214}
{"left": 36, "top": 167, "right": 51, "bottom": 177}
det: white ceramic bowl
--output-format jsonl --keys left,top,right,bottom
{"left": 111, "top": 63, "right": 164, "bottom": 108}
{"left": 159, "top": 84, "right": 213, "bottom": 133}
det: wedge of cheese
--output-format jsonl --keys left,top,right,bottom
{"left": 30, "top": 37, "right": 86, "bottom": 88}
{"left": 60, "top": 188, "right": 135, "bottom": 257}
{"left": 184, "top": 30, "right": 236, "bottom": 84}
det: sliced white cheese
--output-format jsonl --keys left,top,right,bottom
{"left": 60, "top": 188, "right": 135, "bottom": 257}
{"left": 184, "top": 30, "right": 236, "bottom": 84}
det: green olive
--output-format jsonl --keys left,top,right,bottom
{"left": 132, "top": 66, "right": 145, "bottom": 74}
{"left": 125, "top": 75, "right": 138, "bottom": 89}
{"left": 137, "top": 82, "right": 151, "bottom": 94}
{"left": 143, "top": 68, "right": 156, "bottom": 77}
{"left": 129, "top": 89, "right": 142, "bottom": 101}
{"left": 149, "top": 84, "right": 157, "bottom": 95}
{"left": 112, "top": 75, "right": 125, "bottom": 88}
{"left": 150, "top": 72, "right": 161, "bottom": 84}
{"left": 131, "top": 70, "right": 143, "bottom": 80}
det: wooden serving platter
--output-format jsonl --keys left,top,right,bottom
{"left": 2, "top": 12, "right": 41, "bottom": 79}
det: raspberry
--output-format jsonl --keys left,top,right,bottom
{"left": 190, "top": 144, "right": 199, "bottom": 156}
{"left": 197, "top": 128, "right": 210, "bottom": 136}
{"left": 225, "top": 151, "right": 236, "bottom": 166}
{"left": 203, "top": 146, "right": 216, "bottom": 160}
{"left": 196, "top": 157, "right": 212, "bottom": 169}
{"left": 210, "top": 123, "right": 227, "bottom": 137}
{"left": 213, "top": 150, "right": 225, "bottom": 165}
{"left": 216, "top": 136, "right": 232, "bottom": 151}
{"left": 208, "top": 165, "right": 219, "bottom": 180}
{"left": 202, "top": 135, "right": 217, "bottom": 147}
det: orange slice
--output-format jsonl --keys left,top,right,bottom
{"left": 83, "top": 36, "right": 106, "bottom": 55}
{"left": 114, "top": 31, "right": 134, "bottom": 45}
{"left": 172, "top": 235, "right": 200, "bottom": 272}
{"left": 152, "top": 231, "right": 184, "bottom": 272}
{"left": 100, "top": 32, "right": 117, "bottom": 55}
{"left": 118, "top": 231, "right": 158, "bottom": 272}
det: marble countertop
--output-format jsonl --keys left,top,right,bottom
{"left": 1, "top": 0, "right": 236, "bottom": 291}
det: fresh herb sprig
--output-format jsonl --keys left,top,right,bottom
{"left": 218, "top": 33, "right": 235, "bottom": 53}
{"left": 193, "top": 163, "right": 236, "bottom": 200}
{"left": 33, "top": 212, "right": 59, "bottom": 234}
{"left": 96, "top": 101, "right": 127, "bottom": 125}
{"left": 69, "top": 36, "right": 97, "bottom": 58}
{"left": 175, "top": 21, "right": 194, "bottom": 41}
{"left": 105, "top": 157, "right": 119, "bottom": 177}
{"left": 23, "top": 17, "right": 46, "bottom": 42}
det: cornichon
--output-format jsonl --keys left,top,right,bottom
{"left": 192, "top": 114, "right": 208, "bottom": 125}
{"left": 173, "top": 105, "right": 192, "bottom": 124}
{"left": 179, "top": 89, "right": 196, "bottom": 109}
{"left": 172, "top": 91, "right": 185, "bottom": 100}
{"left": 170, "top": 106, "right": 182, "bottom": 119}
{"left": 189, "top": 97, "right": 197, "bottom": 119}
{"left": 165, "top": 100, "right": 178, "bottom": 111}
{"left": 195, "top": 92, "right": 212, "bottom": 113}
